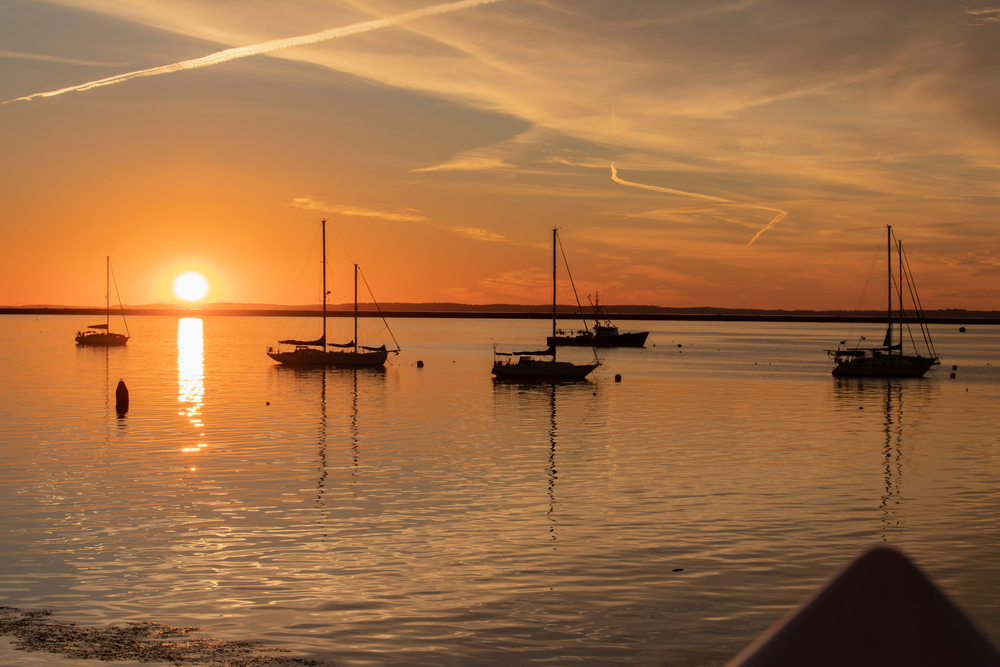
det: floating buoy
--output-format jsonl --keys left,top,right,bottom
{"left": 950, "top": 372, "right": 956, "bottom": 378}
{"left": 959, "top": 327, "right": 966, "bottom": 332}
{"left": 677, "top": 344, "right": 682, "bottom": 348}
{"left": 952, "top": 365, "right": 958, "bottom": 371}
{"left": 614, "top": 374, "right": 621, "bottom": 382}
{"left": 266, "top": 401, "right": 270, "bottom": 406}
{"left": 115, "top": 379, "right": 129, "bottom": 415}
{"left": 416, "top": 360, "right": 424, "bottom": 368}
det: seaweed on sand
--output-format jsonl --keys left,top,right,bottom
{"left": 0, "top": 606, "right": 332, "bottom": 666}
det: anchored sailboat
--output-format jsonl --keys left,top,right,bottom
{"left": 827, "top": 225, "right": 939, "bottom": 377}
{"left": 75, "top": 257, "right": 130, "bottom": 347}
{"left": 492, "top": 228, "right": 601, "bottom": 380}
{"left": 267, "top": 219, "right": 400, "bottom": 367}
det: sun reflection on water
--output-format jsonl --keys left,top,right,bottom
{"left": 177, "top": 318, "right": 205, "bottom": 453}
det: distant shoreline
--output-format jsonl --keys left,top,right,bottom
{"left": 2, "top": 306, "right": 998, "bottom": 325}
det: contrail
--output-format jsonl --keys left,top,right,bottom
{"left": 610, "top": 163, "right": 786, "bottom": 245}
{"left": 7, "top": 0, "right": 501, "bottom": 103}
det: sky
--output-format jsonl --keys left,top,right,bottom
{"left": 2, "top": 0, "right": 999, "bottom": 310}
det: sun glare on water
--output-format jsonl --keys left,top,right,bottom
{"left": 173, "top": 272, "right": 209, "bottom": 302}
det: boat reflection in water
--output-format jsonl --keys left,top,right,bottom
{"left": 178, "top": 318, "right": 207, "bottom": 459}
{"left": 272, "top": 365, "right": 386, "bottom": 538}
{"left": 492, "top": 379, "right": 596, "bottom": 548}
{"left": 833, "top": 376, "right": 936, "bottom": 541}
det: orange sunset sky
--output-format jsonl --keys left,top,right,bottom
{"left": 2, "top": 0, "right": 999, "bottom": 310}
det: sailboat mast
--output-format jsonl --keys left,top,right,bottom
{"left": 105, "top": 256, "right": 110, "bottom": 330}
{"left": 898, "top": 237, "right": 903, "bottom": 352}
{"left": 886, "top": 224, "right": 892, "bottom": 355}
{"left": 322, "top": 219, "right": 327, "bottom": 351}
{"left": 354, "top": 263, "right": 359, "bottom": 354}
{"left": 552, "top": 227, "right": 558, "bottom": 362}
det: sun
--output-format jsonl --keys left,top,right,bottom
{"left": 173, "top": 272, "right": 210, "bottom": 302}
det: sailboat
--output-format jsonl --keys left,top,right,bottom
{"left": 75, "top": 257, "right": 130, "bottom": 346}
{"left": 492, "top": 228, "right": 601, "bottom": 380}
{"left": 267, "top": 219, "right": 400, "bottom": 367}
{"left": 547, "top": 292, "right": 649, "bottom": 347}
{"left": 827, "top": 224, "right": 939, "bottom": 377}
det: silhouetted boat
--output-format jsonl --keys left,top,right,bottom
{"left": 827, "top": 225, "right": 939, "bottom": 377}
{"left": 492, "top": 228, "right": 601, "bottom": 380}
{"left": 548, "top": 292, "right": 649, "bottom": 347}
{"left": 267, "top": 219, "right": 399, "bottom": 367}
{"left": 75, "top": 257, "right": 130, "bottom": 347}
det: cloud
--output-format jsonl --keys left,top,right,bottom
{"left": 453, "top": 226, "right": 506, "bottom": 241}
{"left": 964, "top": 6, "right": 1000, "bottom": 23}
{"left": 290, "top": 197, "right": 427, "bottom": 222}
{"left": 622, "top": 264, "right": 717, "bottom": 286}
{"left": 480, "top": 268, "right": 549, "bottom": 300}
{"left": 6, "top": 0, "right": 502, "bottom": 103}
{"left": 611, "top": 164, "right": 788, "bottom": 245}
{"left": 411, "top": 156, "right": 512, "bottom": 172}
{"left": 0, "top": 50, "right": 124, "bottom": 67}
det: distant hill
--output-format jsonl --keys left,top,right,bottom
{"left": 2, "top": 303, "right": 998, "bottom": 323}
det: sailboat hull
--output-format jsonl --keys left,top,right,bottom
{"left": 832, "top": 355, "right": 937, "bottom": 378}
{"left": 492, "top": 358, "right": 598, "bottom": 380}
{"left": 267, "top": 347, "right": 388, "bottom": 367}
{"left": 75, "top": 332, "right": 129, "bottom": 346}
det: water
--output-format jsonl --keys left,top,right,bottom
{"left": 1, "top": 315, "right": 998, "bottom": 665}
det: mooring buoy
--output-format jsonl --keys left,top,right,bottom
{"left": 416, "top": 360, "right": 424, "bottom": 368}
{"left": 615, "top": 374, "right": 622, "bottom": 382}
{"left": 115, "top": 379, "right": 129, "bottom": 415}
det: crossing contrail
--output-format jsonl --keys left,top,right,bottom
{"left": 611, "top": 164, "right": 786, "bottom": 245}
{"left": 7, "top": 0, "right": 501, "bottom": 103}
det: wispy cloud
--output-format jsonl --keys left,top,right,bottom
{"left": 611, "top": 164, "right": 787, "bottom": 246}
{"left": 622, "top": 264, "right": 717, "bottom": 286}
{"left": 290, "top": 197, "right": 427, "bottom": 222}
{"left": 453, "top": 226, "right": 506, "bottom": 241}
{"left": 0, "top": 50, "right": 124, "bottom": 67}
{"left": 411, "top": 156, "right": 513, "bottom": 172}
{"left": 964, "top": 7, "right": 1000, "bottom": 23}
{"left": 6, "top": 0, "right": 502, "bottom": 103}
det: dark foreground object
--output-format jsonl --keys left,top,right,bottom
{"left": 115, "top": 379, "right": 129, "bottom": 415}
{"left": 727, "top": 548, "right": 1000, "bottom": 667}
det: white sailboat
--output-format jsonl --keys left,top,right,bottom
{"left": 827, "top": 224, "right": 939, "bottom": 377}
{"left": 267, "top": 219, "right": 399, "bottom": 367}
{"left": 75, "top": 257, "right": 130, "bottom": 347}
{"left": 492, "top": 228, "right": 601, "bottom": 380}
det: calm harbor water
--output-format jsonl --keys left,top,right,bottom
{"left": 0, "top": 314, "right": 998, "bottom": 666}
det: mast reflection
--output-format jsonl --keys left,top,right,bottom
{"left": 317, "top": 369, "right": 328, "bottom": 537}
{"left": 280, "top": 366, "right": 384, "bottom": 536}
{"left": 880, "top": 381, "right": 903, "bottom": 540}
{"left": 177, "top": 318, "right": 206, "bottom": 458}
{"left": 492, "top": 379, "right": 592, "bottom": 549}
{"left": 832, "top": 377, "right": 937, "bottom": 541}
{"left": 547, "top": 382, "right": 558, "bottom": 548}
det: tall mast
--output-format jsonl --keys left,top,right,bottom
{"left": 354, "top": 263, "right": 359, "bottom": 354}
{"left": 886, "top": 224, "right": 892, "bottom": 354}
{"left": 552, "top": 227, "right": 558, "bottom": 362}
{"left": 322, "top": 219, "right": 327, "bottom": 351}
{"left": 898, "top": 237, "right": 903, "bottom": 353}
{"left": 105, "top": 256, "right": 110, "bottom": 329}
